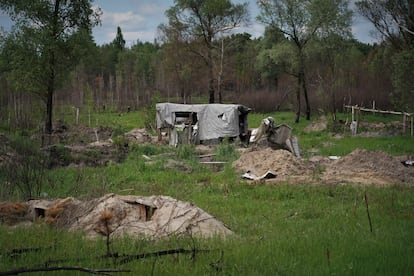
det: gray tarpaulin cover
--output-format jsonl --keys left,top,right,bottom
{"left": 156, "top": 103, "right": 249, "bottom": 141}
{"left": 1, "top": 194, "right": 232, "bottom": 239}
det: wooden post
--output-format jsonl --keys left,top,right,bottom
{"left": 403, "top": 114, "right": 406, "bottom": 134}
{"left": 157, "top": 128, "right": 162, "bottom": 142}
{"left": 356, "top": 107, "right": 360, "bottom": 134}
{"left": 411, "top": 115, "right": 413, "bottom": 137}
{"left": 351, "top": 105, "right": 355, "bottom": 122}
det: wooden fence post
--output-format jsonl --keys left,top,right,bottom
{"left": 403, "top": 114, "right": 406, "bottom": 134}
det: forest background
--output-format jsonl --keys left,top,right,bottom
{"left": 0, "top": 0, "right": 413, "bottom": 134}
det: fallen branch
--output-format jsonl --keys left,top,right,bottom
{"left": 364, "top": 190, "right": 373, "bottom": 233}
{"left": 0, "top": 266, "right": 130, "bottom": 276}
{"left": 1, "top": 247, "right": 45, "bottom": 258}
{"left": 118, "top": 248, "right": 212, "bottom": 265}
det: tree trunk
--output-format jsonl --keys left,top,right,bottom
{"left": 298, "top": 49, "right": 310, "bottom": 121}
{"left": 209, "top": 78, "right": 215, "bottom": 104}
{"left": 45, "top": 0, "right": 60, "bottom": 135}
{"left": 208, "top": 46, "right": 215, "bottom": 103}
{"left": 217, "top": 39, "right": 224, "bottom": 104}
{"left": 45, "top": 86, "right": 53, "bottom": 134}
{"left": 295, "top": 78, "right": 301, "bottom": 123}
{"left": 302, "top": 72, "right": 310, "bottom": 120}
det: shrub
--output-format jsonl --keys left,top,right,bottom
{"left": 0, "top": 135, "right": 48, "bottom": 200}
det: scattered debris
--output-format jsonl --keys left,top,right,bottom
{"left": 401, "top": 160, "right": 414, "bottom": 167}
{"left": 241, "top": 170, "right": 277, "bottom": 181}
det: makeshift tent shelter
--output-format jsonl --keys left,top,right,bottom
{"left": 156, "top": 103, "right": 250, "bottom": 145}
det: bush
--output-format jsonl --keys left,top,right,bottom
{"left": 0, "top": 135, "right": 49, "bottom": 200}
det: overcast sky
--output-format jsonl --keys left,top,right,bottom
{"left": 0, "top": 0, "right": 378, "bottom": 46}
{"left": 92, "top": 0, "right": 378, "bottom": 46}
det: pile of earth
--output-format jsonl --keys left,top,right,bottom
{"left": 233, "top": 148, "right": 414, "bottom": 185}
{"left": 0, "top": 124, "right": 157, "bottom": 168}
{"left": 233, "top": 148, "right": 314, "bottom": 183}
{"left": 46, "top": 127, "right": 156, "bottom": 168}
{"left": 321, "top": 149, "right": 414, "bottom": 185}
{"left": 0, "top": 194, "right": 232, "bottom": 239}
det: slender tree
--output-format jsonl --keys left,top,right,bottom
{"left": 257, "top": 0, "right": 352, "bottom": 122}
{"left": 356, "top": 0, "right": 414, "bottom": 50}
{"left": 0, "top": 0, "right": 101, "bottom": 135}
{"left": 161, "top": 0, "right": 249, "bottom": 103}
{"left": 356, "top": 0, "right": 414, "bottom": 112}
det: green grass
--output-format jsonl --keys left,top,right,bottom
{"left": 55, "top": 107, "right": 148, "bottom": 132}
{"left": 1, "top": 184, "right": 413, "bottom": 275}
{"left": 1, "top": 110, "right": 414, "bottom": 275}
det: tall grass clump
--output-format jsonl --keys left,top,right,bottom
{"left": 214, "top": 143, "right": 239, "bottom": 162}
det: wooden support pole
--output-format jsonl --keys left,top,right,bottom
{"left": 351, "top": 105, "right": 355, "bottom": 122}
{"left": 157, "top": 128, "right": 162, "bottom": 142}
{"left": 403, "top": 114, "right": 406, "bottom": 134}
{"left": 411, "top": 115, "right": 413, "bottom": 138}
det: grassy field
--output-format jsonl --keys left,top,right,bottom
{"left": 1, "top": 110, "right": 413, "bottom": 275}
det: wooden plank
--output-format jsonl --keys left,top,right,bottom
{"left": 198, "top": 154, "right": 217, "bottom": 158}
{"left": 344, "top": 105, "right": 413, "bottom": 116}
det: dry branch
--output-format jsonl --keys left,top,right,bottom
{"left": 364, "top": 190, "right": 373, "bottom": 233}
{"left": 0, "top": 266, "right": 130, "bottom": 276}
{"left": 118, "top": 248, "right": 212, "bottom": 265}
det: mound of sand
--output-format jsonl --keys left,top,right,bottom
{"left": 322, "top": 149, "right": 414, "bottom": 185}
{"left": 232, "top": 148, "right": 312, "bottom": 181}
{"left": 232, "top": 148, "right": 414, "bottom": 185}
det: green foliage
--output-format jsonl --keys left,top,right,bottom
{"left": 391, "top": 48, "right": 414, "bottom": 112}
{"left": 143, "top": 94, "right": 160, "bottom": 133}
{"left": 176, "top": 145, "right": 196, "bottom": 160}
{"left": 48, "top": 144, "right": 72, "bottom": 166}
{"left": 215, "top": 143, "right": 239, "bottom": 162}
{"left": 0, "top": 135, "right": 48, "bottom": 200}
{"left": 0, "top": 0, "right": 101, "bottom": 133}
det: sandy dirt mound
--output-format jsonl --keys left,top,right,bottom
{"left": 233, "top": 148, "right": 414, "bottom": 185}
{"left": 1, "top": 194, "right": 232, "bottom": 239}
{"left": 304, "top": 115, "right": 328, "bottom": 132}
{"left": 322, "top": 149, "right": 414, "bottom": 185}
{"left": 232, "top": 148, "right": 313, "bottom": 182}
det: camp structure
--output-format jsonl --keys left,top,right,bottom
{"left": 156, "top": 103, "right": 250, "bottom": 146}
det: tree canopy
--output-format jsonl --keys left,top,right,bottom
{"left": 0, "top": 0, "right": 101, "bottom": 135}
{"left": 257, "top": 0, "right": 352, "bottom": 122}
{"left": 160, "top": 0, "right": 249, "bottom": 103}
